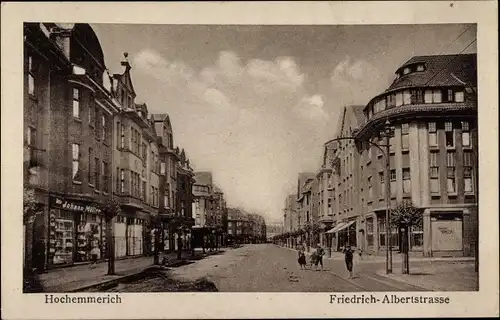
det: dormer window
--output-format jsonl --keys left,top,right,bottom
{"left": 403, "top": 67, "right": 411, "bottom": 75}
{"left": 416, "top": 64, "right": 425, "bottom": 72}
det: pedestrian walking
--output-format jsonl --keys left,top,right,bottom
{"left": 314, "top": 244, "right": 325, "bottom": 271}
{"left": 297, "top": 247, "right": 307, "bottom": 269}
{"left": 177, "top": 234, "right": 183, "bottom": 259}
{"left": 89, "top": 245, "right": 100, "bottom": 268}
{"left": 343, "top": 245, "right": 354, "bottom": 279}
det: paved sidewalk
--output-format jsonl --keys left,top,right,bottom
{"left": 375, "top": 260, "right": 478, "bottom": 291}
{"left": 279, "top": 245, "right": 474, "bottom": 264}
{"left": 32, "top": 249, "right": 224, "bottom": 292}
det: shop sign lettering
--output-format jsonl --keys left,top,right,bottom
{"left": 438, "top": 227, "right": 452, "bottom": 234}
{"left": 52, "top": 197, "right": 102, "bottom": 214}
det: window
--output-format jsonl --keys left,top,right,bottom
{"left": 72, "top": 144, "right": 81, "bottom": 181}
{"left": 94, "top": 107, "right": 100, "bottom": 140}
{"left": 88, "top": 93, "right": 95, "bottom": 126}
{"left": 428, "top": 122, "right": 438, "bottom": 147}
{"left": 116, "top": 167, "right": 120, "bottom": 192}
{"left": 387, "top": 94, "right": 395, "bottom": 108}
{"left": 379, "top": 219, "right": 386, "bottom": 247}
{"left": 88, "top": 148, "right": 94, "bottom": 185}
{"left": 379, "top": 172, "right": 385, "bottom": 197}
{"left": 142, "top": 142, "right": 147, "bottom": 163}
{"left": 389, "top": 136, "right": 395, "bottom": 153}
{"left": 165, "top": 183, "right": 170, "bottom": 207}
{"left": 416, "top": 64, "right": 425, "bottom": 72}
{"left": 464, "top": 152, "right": 474, "bottom": 193}
{"left": 327, "top": 198, "right": 332, "bottom": 210}
{"left": 446, "top": 152, "right": 456, "bottom": 194}
{"left": 72, "top": 88, "right": 80, "bottom": 118}
{"left": 461, "top": 121, "right": 471, "bottom": 147}
{"left": 395, "top": 92, "right": 403, "bottom": 107}
{"left": 367, "top": 177, "right": 373, "bottom": 199}
{"left": 160, "top": 162, "right": 166, "bottom": 174}
{"left": 103, "top": 162, "right": 109, "bottom": 193}
{"left": 412, "top": 89, "right": 423, "bottom": 104}
{"left": 367, "top": 146, "right": 372, "bottom": 162}
{"left": 390, "top": 169, "right": 396, "bottom": 197}
{"left": 403, "top": 168, "right": 411, "bottom": 194}
{"left": 28, "top": 56, "right": 35, "bottom": 96}
{"left": 424, "top": 89, "right": 442, "bottom": 103}
{"left": 27, "top": 126, "right": 36, "bottom": 147}
{"left": 401, "top": 123, "right": 409, "bottom": 150}
{"left": 411, "top": 224, "right": 424, "bottom": 248}
{"left": 429, "top": 152, "right": 440, "bottom": 194}
{"left": 101, "top": 114, "right": 106, "bottom": 142}
{"left": 403, "top": 90, "right": 411, "bottom": 105}
{"left": 455, "top": 91, "right": 465, "bottom": 102}
{"left": 94, "top": 157, "right": 100, "bottom": 190}
{"left": 120, "top": 169, "right": 125, "bottom": 193}
{"left": 374, "top": 98, "right": 386, "bottom": 113}
{"left": 366, "top": 217, "right": 374, "bottom": 247}
{"left": 403, "top": 67, "right": 411, "bottom": 75}
{"left": 445, "top": 121, "right": 455, "bottom": 148}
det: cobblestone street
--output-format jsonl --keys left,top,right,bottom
{"left": 104, "top": 244, "right": 476, "bottom": 292}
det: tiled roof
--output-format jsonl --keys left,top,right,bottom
{"left": 387, "top": 54, "right": 477, "bottom": 92}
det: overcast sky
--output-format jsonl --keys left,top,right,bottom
{"left": 93, "top": 23, "right": 476, "bottom": 223}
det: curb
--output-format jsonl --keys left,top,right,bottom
{"left": 67, "top": 250, "right": 225, "bottom": 292}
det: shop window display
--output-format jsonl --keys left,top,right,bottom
{"left": 76, "top": 213, "right": 102, "bottom": 262}
{"left": 50, "top": 209, "right": 75, "bottom": 265}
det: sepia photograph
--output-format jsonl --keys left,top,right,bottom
{"left": 2, "top": 1, "right": 498, "bottom": 319}
{"left": 22, "top": 21, "right": 479, "bottom": 294}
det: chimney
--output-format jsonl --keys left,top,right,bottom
{"left": 50, "top": 24, "right": 74, "bottom": 61}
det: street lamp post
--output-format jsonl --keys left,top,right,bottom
{"left": 380, "top": 120, "right": 394, "bottom": 274}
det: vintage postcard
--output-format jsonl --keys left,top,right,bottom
{"left": 1, "top": 1, "right": 498, "bottom": 319}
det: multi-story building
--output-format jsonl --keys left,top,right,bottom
{"left": 111, "top": 55, "right": 159, "bottom": 258}
{"left": 283, "top": 194, "right": 298, "bottom": 247}
{"left": 175, "top": 149, "right": 196, "bottom": 248}
{"left": 296, "top": 172, "right": 315, "bottom": 247}
{"left": 324, "top": 105, "right": 365, "bottom": 252}
{"left": 192, "top": 171, "right": 214, "bottom": 228}
{"left": 354, "top": 53, "right": 477, "bottom": 257}
{"left": 23, "top": 23, "right": 120, "bottom": 270}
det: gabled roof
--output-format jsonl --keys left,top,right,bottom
{"left": 387, "top": 53, "right": 477, "bottom": 92}
{"left": 112, "top": 54, "right": 137, "bottom": 97}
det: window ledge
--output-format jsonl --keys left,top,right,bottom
{"left": 430, "top": 193, "right": 441, "bottom": 198}
{"left": 429, "top": 145, "right": 439, "bottom": 150}
{"left": 103, "top": 192, "right": 109, "bottom": 196}
{"left": 391, "top": 196, "right": 397, "bottom": 200}
{"left": 447, "top": 192, "right": 458, "bottom": 198}
{"left": 463, "top": 146, "right": 473, "bottom": 150}
{"left": 402, "top": 149, "right": 410, "bottom": 154}
{"left": 94, "top": 189, "right": 101, "bottom": 194}
{"left": 446, "top": 147, "right": 456, "bottom": 151}
{"left": 73, "top": 180, "right": 82, "bottom": 185}
{"left": 377, "top": 154, "right": 383, "bottom": 158}
{"left": 88, "top": 183, "right": 95, "bottom": 188}
{"left": 464, "top": 192, "right": 475, "bottom": 197}
{"left": 73, "top": 117, "right": 82, "bottom": 123}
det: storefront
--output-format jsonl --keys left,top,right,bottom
{"left": 48, "top": 196, "right": 104, "bottom": 267}
{"left": 114, "top": 215, "right": 146, "bottom": 257}
{"left": 430, "top": 212, "right": 463, "bottom": 254}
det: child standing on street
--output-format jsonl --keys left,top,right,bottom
{"left": 298, "top": 248, "right": 307, "bottom": 269}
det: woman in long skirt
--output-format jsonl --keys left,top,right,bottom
{"left": 343, "top": 245, "right": 354, "bottom": 278}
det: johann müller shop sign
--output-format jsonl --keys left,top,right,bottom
{"left": 50, "top": 196, "right": 102, "bottom": 214}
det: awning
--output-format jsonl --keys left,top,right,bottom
{"left": 336, "top": 220, "right": 356, "bottom": 233}
{"left": 325, "top": 222, "right": 346, "bottom": 234}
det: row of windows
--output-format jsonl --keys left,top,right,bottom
{"left": 364, "top": 121, "right": 471, "bottom": 164}
{"left": 71, "top": 143, "right": 110, "bottom": 192}
{"left": 367, "top": 87, "right": 466, "bottom": 119}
